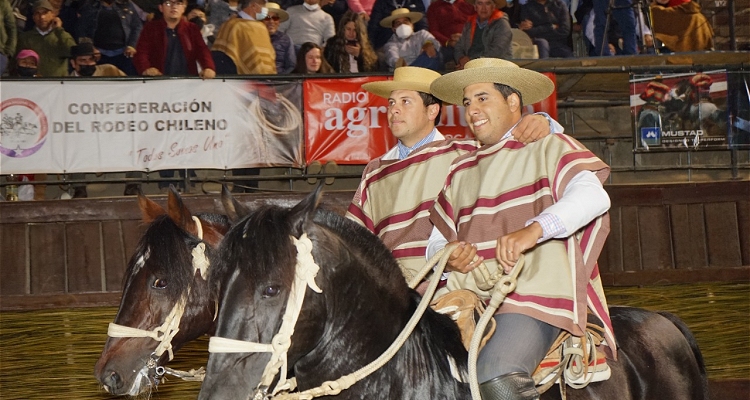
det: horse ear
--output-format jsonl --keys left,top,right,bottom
{"left": 289, "top": 182, "right": 324, "bottom": 236}
{"left": 138, "top": 192, "right": 166, "bottom": 223}
{"left": 221, "top": 184, "right": 250, "bottom": 222}
{"left": 166, "top": 185, "right": 197, "bottom": 235}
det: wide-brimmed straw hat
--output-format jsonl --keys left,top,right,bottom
{"left": 362, "top": 66, "right": 442, "bottom": 99}
{"left": 379, "top": 8, "right": 423, "bottom": 28}
{"left": 430, "top": 58, "right": 554, "bottom": 105}
{"left": 266, "top": 2, "right": 289, "bottom": 22}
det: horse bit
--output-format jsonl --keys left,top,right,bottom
{"left": 106, "top": 216, "right": 210, "bottom": 383}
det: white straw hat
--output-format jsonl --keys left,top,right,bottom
{"left": 430, "top": 58, "right": 554, "bottom": 105}
{"left": 379, "top": 8, "right": 423, "bottom": 28}
{"left": 362, "top": 66, "right": 442, "bottom": 99}
{"left": 266, "top": 2, "right": 289, "bottom": 22}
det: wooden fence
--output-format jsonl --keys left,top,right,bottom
{"left": 1, "top": 182, "right": 747, "bottom": 311}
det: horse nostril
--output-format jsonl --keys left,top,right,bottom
{"left": 105, "top": 370, "right": 123, "bottom": 390}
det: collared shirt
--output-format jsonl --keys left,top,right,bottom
{"left": 36, "top": 26, "right": 53, "bottom": 36}
{"left": 426, "top": 115, "right": 609, "bottom": 259}
{"left": 383, "top": 29, "right": 441, "bottom": 71}
{"left": 396, "top": 127, "right": 439, "bottom": 160}
{"left": 238, "top": 10, "right": 255, "bottom": 20}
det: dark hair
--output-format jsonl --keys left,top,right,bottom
{"left": 293, "top": 42, "right": 334, "bottom": 74}
{"left": 185, "top": 4, "right": 206, "bottom": 15}
{"left": 493, "top": 83, "right": 523, "bottom": 106}
{"left": 330, "top": 11, "right": 377, "bottom": 72}
{"left": 417, "top": 91, "right": 442, "bottom": 125}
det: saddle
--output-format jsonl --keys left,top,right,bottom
{"left": 430, "top": 289, "right": 496, "bottom": 351}
{"left": 532, "top": 322, "right": 611, "bottom": 392}
{"left": 431, "top": 289, "right": 610, "bottom": 392}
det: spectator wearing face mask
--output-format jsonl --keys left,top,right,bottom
{"left": 16, "top": 0, "right": 76, "bottom": 77}
{"left": 66, "top": 42, "right": 126, "bottom": 198}
{"left": 279, "top": 0, "right": 335, "bottom": 49}
{"left": 12, "top": 49, "right": 41, "bottom": 77}
{"left": 69, "top": 42, "right": 126, "bottom": 76}
{"left": 212, "top": 0, "right": 277, "bottom": 74}
{"left": 381, "top": 8, "right": 441, "bottom": 72}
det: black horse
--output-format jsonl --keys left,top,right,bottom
{"left": 94, "top": 188, "right": 231, "bottom": 396}
{"left": 200, "top": 188, "right": 709, "bottom": 400}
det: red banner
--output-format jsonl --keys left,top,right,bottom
{"left": 304, "top": 77, "right": 394, "bottom": 165}
{"left": 304, "top": 73, "right": 558, "bottom": 165}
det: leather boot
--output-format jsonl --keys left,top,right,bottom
{"left": 479, "top": 372, "right": 539, "bottom": 400}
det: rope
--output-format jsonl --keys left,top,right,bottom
{"left": 467, "top": 254, "right": 526, "bottom": 400}
{"left": 273, "top": 244, "right": 459, "bottom": 400}
{"left": 208, "top": 233, "right": 323, "bottom": 397}
{"left": 107, "top": 216, "right": 210, "bottom": 380}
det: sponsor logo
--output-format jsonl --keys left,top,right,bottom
{"left": 641, "top": 126, "right": 661, "bottom": 146}
{"left": 0, "top": 98, "right": 48, "bottom": 158}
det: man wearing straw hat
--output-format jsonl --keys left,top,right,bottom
{"left": 380, "top": 8, "right": 441, "bottom": 72}
{"left": 428, "top": 58, "right": 615, "bottom": 399}
{"left": 263, "top": 3, "right": 296, "bottom": 74}
{"left": 347, "top": 65, "right": 560, "bottom": 285}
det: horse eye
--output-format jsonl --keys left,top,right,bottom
{"left": 262, "top": 286, "right": 280, "bottom": 298}
{"left": 152, "top": 278, "right": 168, "bottom": 289}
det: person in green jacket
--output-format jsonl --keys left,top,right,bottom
{"left": 0, "top": 0, "right": 17, "bottom": 75}
{"left": 16, "top": 0, "right": 76, "bottom": 77}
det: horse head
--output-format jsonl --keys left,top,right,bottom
{"left": 94, "top": 187, "right": 230, "bottom": 396}
{"left": 200, "top": 186, "right": 469, "bottom": 400}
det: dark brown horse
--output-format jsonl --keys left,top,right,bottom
{"left": 199, "top": 188, "right": 708, "bottom": 400}
{"left": 94, "top": 188, "right": 231, "bottom": 396}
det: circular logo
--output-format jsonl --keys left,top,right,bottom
{"left": 1, "top": 98, "right": 49, "bottom": 158}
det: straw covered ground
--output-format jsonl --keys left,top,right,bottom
{"left": 1, "top": 282, "right": 748, "bottom": 399}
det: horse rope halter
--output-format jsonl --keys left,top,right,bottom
{"left": 106, "top": 216, "right": 210, "bottom": 382}
{"left": 208, "top": 237, "right": 524, "bottom": 400}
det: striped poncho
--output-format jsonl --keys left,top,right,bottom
{"left": 347, "top": 139, "right": 478, "bottom": 281}
{"left": 429, "top": 133, "right": 616, "bottom": 353}
{"left": 212, "top": 17, "right": 277, "bottom": 75}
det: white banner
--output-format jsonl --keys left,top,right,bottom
{"left": 0, "top": 79, "right": 304, "bottom": 174}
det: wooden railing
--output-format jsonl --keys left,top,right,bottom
{"left": 1, "top": 182, "right": 747, "bottom": 311}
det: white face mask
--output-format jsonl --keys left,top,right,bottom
{"left": 395, "top": 24, "right": 413, "bottom": 39}
{"left": 255, "top": 6, "right": 268, "bottom": 20}
{"left": 444, "top": 0, "right": 456, "bottom": 3}
{"left": 303, "top": 2, "right": 320, "bottom": 11}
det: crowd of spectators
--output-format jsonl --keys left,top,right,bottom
{"left": 0, "top": 0, "right": 717, "bottom": 198}
{"left": 1, "top": 0, "right": 717, "bottom": 80}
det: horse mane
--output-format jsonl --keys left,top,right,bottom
{"left": 211, "top": 198, "right": 468, "bottom": 397}
{"left": 310, "top": 210, "right": 469, "bottom": 395}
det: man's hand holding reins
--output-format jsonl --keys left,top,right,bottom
{"left": 496, "top": 222, "right": 543, "bottom": 273}
{"left": 446, "top": 241, "right": 484, "bottom": 273}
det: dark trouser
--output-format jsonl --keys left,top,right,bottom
{"left": 99, "top": 53, "right": 136, "bottom": 76}
{"left": 533, "top": 38, "right": 575, "bottom": 59}
{"left": 477, "top": 313, "right": 560, "bottom": 383}
{"left": 593, "top": 0, "right": 638, "bottom": 55}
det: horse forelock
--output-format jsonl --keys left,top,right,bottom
{"left": 213, "top": 205, "right": 297, "bottom": 293}
{"left": 124, "top": 215, "right": 203, "bottom": 299}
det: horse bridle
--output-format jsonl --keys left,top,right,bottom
{"left": 206, "top": 235, "right": 465, "bottom": 400}
{"left": 107, "top": 216, "right": 211, "bottom": 381}
{"left": 208, "top": 233, "right": 323, "bottom": 399}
